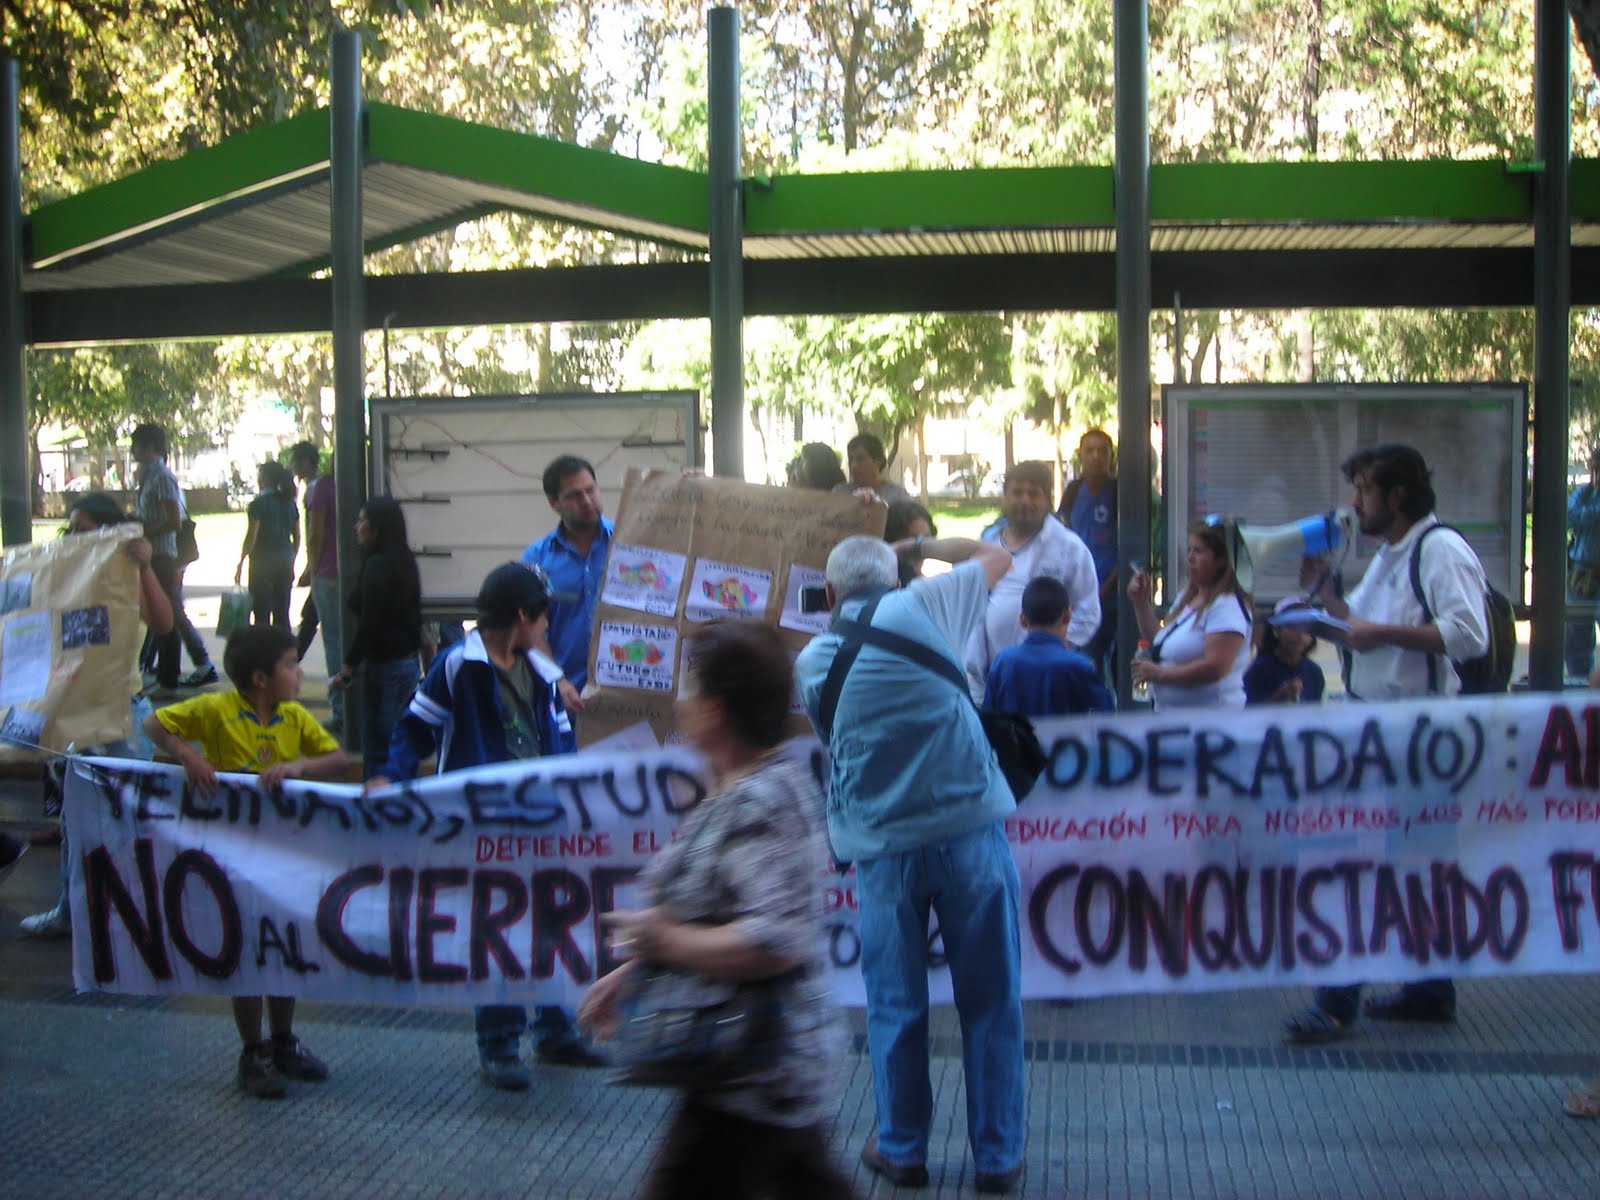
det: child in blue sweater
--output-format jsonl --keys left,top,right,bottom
{"left": 368, "top": 562, "right": 592, "bottom": 1091}
{"left": 985, "top": 576, "right": 1114, "bottom": 717}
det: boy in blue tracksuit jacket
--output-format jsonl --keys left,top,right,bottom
{"left": 985, "top": 575, "right": 1115, "bottom": 718}
{"left": 370, "top": 562, "right": 595, "bottom": 1091}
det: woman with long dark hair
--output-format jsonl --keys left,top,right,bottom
{"left": 330, "top": 496, "right": 421, "bottom": 774}
{"left": 234, "top": 460, "right": 299, "bottom": 630}
{"left": 1127, "top": 517, "right": 1253, "bottom": 709}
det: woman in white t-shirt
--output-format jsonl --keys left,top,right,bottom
{"left": 1128, "top": 518, "right": 1253, "bottom": 709}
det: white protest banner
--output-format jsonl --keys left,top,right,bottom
{"left": 66, "top": 694, "right": 1600, "bottom": 1006}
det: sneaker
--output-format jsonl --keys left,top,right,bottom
{"left": 0, "top": 835, "right": 26, "bottom": 886}
{"left": 140, "top": 670, "right": 159, "bottom": 691}
{"left": 20, "top": 904, "right": 70, "bottom": 939}
{"left": 270, "top": 1033, "right": 329, "bottom": 1081}
{"left": 238, "top": 1043, "right": 288, "bottom": 1099}
{"left": 184, "top": 665, "right": 219, "bottom": 687}
{"left": 534, "top": 1040, "right": 606, "bottom": 1068}
{"left": 479, "top": 1055, "right": 532, "bottom": 1091}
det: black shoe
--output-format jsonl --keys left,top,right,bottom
{"left": 535, "top": 1041, "right": 606, "bottom": 1068}
{"left": 271, "top": 1033, "right": 329, "bottom": 1081}
{"left": 183, "top": 665, "right": 219, "bottom": 687}
{"left": 1283, "top": 1005, "right": 1354, "bottom": 1046}
{"left": 480, "top": 1055, "right": 532, "bottom": 1091}
{"left": 860, "top": 1137, "right": 929, "bottom": 1188}
{"left": 1363, "top": 989, "right": 1455, "bottom": 1023}
{"left": 976, "top": 1165, "right": 1023, "bottom": 1195}
{"left": 238, "top": 1043, "right": 288, "bottom": 1099}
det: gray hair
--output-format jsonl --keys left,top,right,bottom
{"left": 825, "top": 535, "right": 898, "bottom": 598}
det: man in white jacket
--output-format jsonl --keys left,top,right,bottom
{"left": 966, "top": 461, "right": 1101, "bottom": 702}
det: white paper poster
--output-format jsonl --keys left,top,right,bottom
{"left": 0, "top": 611, "right": 52, "bottom": 706}
{"left": 686, "top": 559, "right": 773, "bottom": 623}
{"left": 600, "top": 543, "right": 686, "bottom": 618}
{"left": 593, "top": 621, "right": 679, "bottom": 692}
{"left": 779, "top": 564, "right": 830, "bottom": 636}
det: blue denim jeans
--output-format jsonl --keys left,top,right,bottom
{"left": 474, "top": 1005, "right": 584, "bottom": 1061}
{"left": 310, "top": 577, "right": 345, "bottom": 727}
{"left": 359, "top": 655, "right": 418, "bottom": 780}
{"left": 854, "top": 820, "right": 1025, "bottom": 1176}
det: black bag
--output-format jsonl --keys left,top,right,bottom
{"left": 1408, "top": 523, "right": 1515, "bottom": 695}
{"left": 175, "top": 516, "right": 200, "bottom": 566}
{"left": 818, "top": 594, "right": 1047, "bottom": 801}
{"left": 610, "top": 966, "right": 786, "bottom": 1091}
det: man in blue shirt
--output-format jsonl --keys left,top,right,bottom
{"left": 985, "top": 576, "right": 1113, "bottom": 718}
{"left": 521, "top": 455, "right": 613, "bottom": 708}
{"left": 516, "top": 454, "right": 612, "bottom": 1068}
{"left": 1057, "top": 428, "right": 1119, "bottom": 681}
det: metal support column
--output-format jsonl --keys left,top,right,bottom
{"left": 1113, "top": 0, "right": 1152, "bottom": 707}
{"left": 707, "top": 6, "right": 743, "bottom": 478}
{"left": 1, "top": 62, "right": 28, "bottom": 547}
{"left": 1529, "top": 0, "right": 1571, "bottom": 689}
{"left": 330, "top": 30, "right": 367, "bottom": 744}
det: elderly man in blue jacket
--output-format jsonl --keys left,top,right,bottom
{"left": 797, "top": 532, "right": 1026, "bottom": 1195}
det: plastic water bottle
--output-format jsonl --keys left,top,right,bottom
{"left": 1132, "top": 640, "right": 1153, "bottom": 702}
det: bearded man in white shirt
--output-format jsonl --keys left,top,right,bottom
{"left": 1283, "top": 443, "right": 1489, "bottom": 1045}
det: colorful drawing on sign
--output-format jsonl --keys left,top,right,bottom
{"left": 611, "top": 639, "right": 666, "bottom": 665}
{"left": 779, "top": 564, "right": 830, "bottom": 636}
{"left": 703, "top": 577, "right": 757, "bottom": 609}
{"left": 685, "top": 559, "right": 773, "bottom": 624}
{"left": 601, "top": 544, "right": 686, "bottom": 618}
{"left": 594, "top": 621, "right": 678, "bottom": 692}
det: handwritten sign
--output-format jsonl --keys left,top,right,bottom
{"left": 579, "top": 471, "right": 885, "bottom": 747}
{"left": 62, "top": 695, "right": 1600, "bottom": 1007}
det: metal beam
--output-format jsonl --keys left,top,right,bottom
{"left": 1114, "top": 0, "right": 1152, "bottom": 709}
{"left": 1, "top": 62, "right": 27, "bottom": 547}
{"left": 24, "top": 248, "right": 1600, "bottom": 347}
{"left": 1530, "top": 0, "right": 1572, "bottom": 689}
{"left": 330, "top": 29, "right": 366, "bottom": 748}
{"left": 707, "top": 6, "right": 743, "bottom": 478}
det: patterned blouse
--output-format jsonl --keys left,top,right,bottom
{"left": 637, "top": 751, "right": 842, "bottom": 1129}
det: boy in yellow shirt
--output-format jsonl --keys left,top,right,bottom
{"left": 143, "top": 625, "right": 349, "bottom": 1099}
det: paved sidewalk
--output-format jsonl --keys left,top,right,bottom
{"left": 4, "top": 769, "right": 1597, "bottom": 1200}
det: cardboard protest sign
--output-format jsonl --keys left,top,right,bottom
{"left": 0, "top": 525, "right": 143, "bottom": 762}
{"left": 578, "top": 470, "right": 886, "bottom": 748}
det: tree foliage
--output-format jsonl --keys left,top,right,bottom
{"left": 9, "top": 0, "right": 1599, "bottom": 471}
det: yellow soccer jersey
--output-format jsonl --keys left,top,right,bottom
{"left": 154, "top": 689, "right": 337, "bottom": 774}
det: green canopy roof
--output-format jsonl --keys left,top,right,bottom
{"left": 22, "top": 102, "right": 1600, "bottom": 293}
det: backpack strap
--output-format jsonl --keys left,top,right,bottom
{"left": 815, "top": 593, "right": 887, "bottom": 741}
{"left": 1407, "top": 521, "right": 1462, "bottom": 696}
{"left": 1059, "top": 478, "right": 1082, "bottom": 521}
{"left": 831, "top": 616, "right": 970, "bottom": 697}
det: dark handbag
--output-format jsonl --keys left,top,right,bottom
{"left": 977, "top": 709, "right": 1049, "bottom": 802}
{"left": 610, "top": 965, "right": 785, "bottom": 1091}
{"left": 818, "top": 593, "right": 1048, "bottom": 801}
{"left": 175, "top": 516, "right": 200, "bottom": 566}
